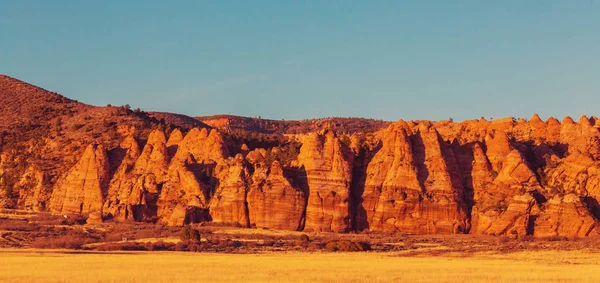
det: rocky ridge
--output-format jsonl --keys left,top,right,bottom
{"left": 1, "top": 75, "right": 600, "bottom": 238}
{"left": 36, "top": 115, "right": 600, "bottom": 238}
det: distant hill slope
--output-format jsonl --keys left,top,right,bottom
{"left": 0, "top": 74, "right": 204, "bottom": 136}
{"left": 0, "top": 74, "right": 208, "bottom": 207}
{"left": 148, "top": 111, "right": 209, "bottom": 130}
{"left": 196, "top": 114, "right": 391, "bottom": 135}
{"left": 0, "top": 75, "right": 90, "bottom": 130}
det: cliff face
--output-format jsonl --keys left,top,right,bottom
{"left": 432, "top": 115, "right": 600, "bottom": 238}
{"left": 208, "top": 155, "right": 250, "bottom": 226}
{"left": 297, "top": 131, "right": 354, "bottom": 232}
{"left": 157, "top": 128, "right": 229, "bottom": 226}
{"left": 49, "top": 144, "right": 110, "bottom": 215}
{"left": 103, "top": 131, "right": 165, "bottom": 222}
{"left": 534, "top": 194, "right": 598, "bottom": 238}
{"left": 7, "top": 115, "right": 599, "bottom": 238}
{"left": 247, "top": 161, "right": 306, "bottom": 230}
{"left": 361, "top": 122, "right": 468, "bottom": 234}
{"left": 2, "top": 76, "right": 600, "bottom": 237}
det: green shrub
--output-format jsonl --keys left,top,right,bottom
{"left": 180, "top": 226, "right": 201, "bottom": 242}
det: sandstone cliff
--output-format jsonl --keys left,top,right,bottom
{"left": 2, "top": 75, "right": 600, "bottom": 238}
{"left": 534, "top": 194, "right": 599, "bottom": 238}
{"left": 208, "top": 155, "right": 250, "bottom": 226}
{"left": 49, "top": 144, "right": 110, "bottom": 215}
{"left": 296, "top": 131, "right": 354, "bottom": 232}
{"left": 362, "top": 122, "right": 468, "bottom": 234}
{"left": 247, "top": 161, "right": 306, "bottom": 230}
{"left": 27, "top": 115, "right": 598, "bottom": 238}
{"left": 157, "top": 128, "right": 229, "bottom": 226}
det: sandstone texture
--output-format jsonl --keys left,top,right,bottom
{"left": 1, "top": 75, "right": 600, "bottom": 237}
{"left": 362, "top": 122, "right": 468, "bottom": 234}
{"left": 14, "top": 115, "right": 600, "bottom": 237}
{"left": 297, "top": 131, "right": 354, "bottom": 232}
{"left": 247, "top": 161, "right": 306, "bottom": 230}
{"left": 49, "top": 144, "right": 110, "bottom": 216}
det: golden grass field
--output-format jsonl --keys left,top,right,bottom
{"left": 1, "top": 249, "right": 599, "bottom": 283}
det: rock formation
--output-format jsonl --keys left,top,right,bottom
{"left": 16, "top": 166, "right": 48, "bottom": 211}
{"left": 103, "top": 131, "right": 166, "bottom": 222}
{"left": 247, "top": 161, "right": 306, "bottom": 230}
{"left": 297, "top": 131, "right": 354, "bottom": 232}
{"left": 27, "top": 115, "right": 598, "bottom": 237}
{"left": 534, "top": 194, "right": 598, "bottom": 238}
{"left": 208, "top": 155, "right": 250, "bottom": 226}
{"left": 49, "top": 144, "right": 110, "bottom": 215}
{"left": 155, "top": 129, "right": 226, "bottom": 226}
{"left": 362, "top": 121, "right": 468, "bottom": 234}
{"left": 2, "top": 74, "right": 600, "bottom": 238}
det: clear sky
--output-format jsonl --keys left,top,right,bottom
{"left": 1, "top": 1, "right": 599, "bottom": 121}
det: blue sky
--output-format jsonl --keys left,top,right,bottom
{"left": 1, "top": 1, "right": 599, "bottom": 121}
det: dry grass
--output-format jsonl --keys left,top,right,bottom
{"left": 0, "top": 249, "right": 599, "bottom": 283}
{"left": 130, "top": 237, "right": 181, "bottom": 244}
{"left": 211, "top": 226, "right": 307, "bottom": 237}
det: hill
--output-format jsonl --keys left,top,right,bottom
{"left": 0, "top": 75, "right": 207, "bottom": 208}
{"left": 196, "top": 114, "right": 390, "bottom": 135}
{"left": 1, "top": 74, "right": 600, "bottom": 241}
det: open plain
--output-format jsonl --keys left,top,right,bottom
{"left": 1, "top": 249, "right": 599, "bottom": 283}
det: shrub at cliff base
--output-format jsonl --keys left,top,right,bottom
{"left": 180, "top": 226, "right": 201, "bottom": 242}
{"left": 324, "top": 240, "right": 371, "bottom": 252}
{"left": 298, "top": 234, "right": 310, "bottom": 243}
{"left": 31, "top": 235, "right": 85, "bottom": 250}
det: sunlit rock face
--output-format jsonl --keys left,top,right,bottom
{"left": 297, "top": 131, "right": 354, "bottom": 232}
{"left": 247, "top": 161, "right": 306, "bottom": 231}
{"left": 534, "top": 194, "right": 599, "bottom": 238}
{"left": 0, "top": 78, "right": 595, "bottom": 237}
{"left": 362, "top": 121, "right": 468, "bottom": 234}
{"left": 34, "top": 115, "right": 600, "bottom": 237}
{"left": 50, "top": 144, "right": 110, "bottom": 215}
{"left": 431, "top": 115, "right": 600, "bottom": 237}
